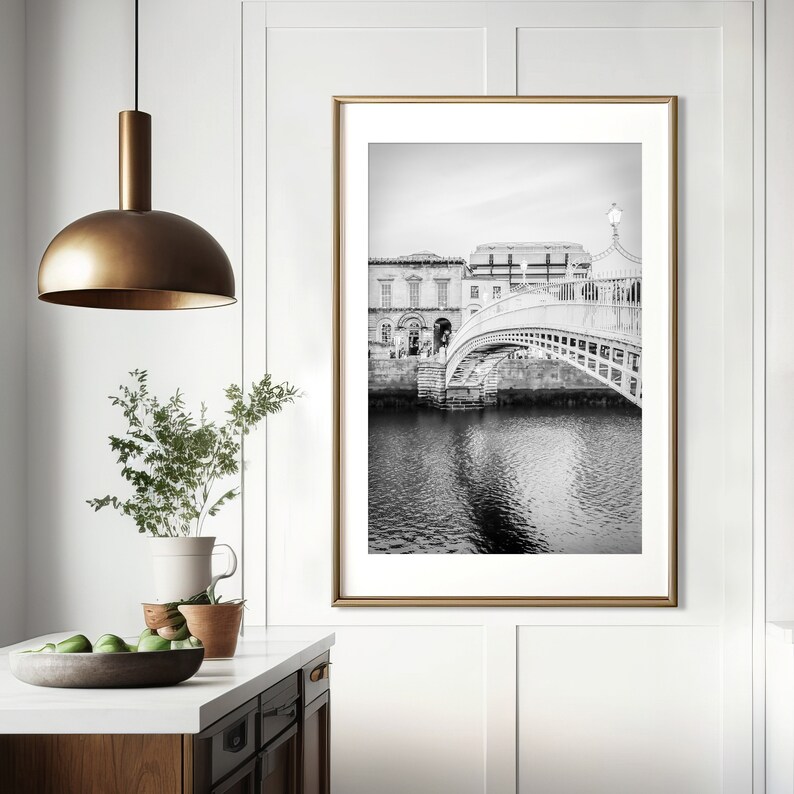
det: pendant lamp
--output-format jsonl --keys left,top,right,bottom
{"left": 37, "top": 0, "right": 235, "bottom": 310}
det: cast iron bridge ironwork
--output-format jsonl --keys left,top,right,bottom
{"left": 439, "top": 273, "right": 643, "bottom": 409}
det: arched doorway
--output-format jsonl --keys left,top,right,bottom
{"left": 433, "top": 318, "right": 452, "bottom": 353}
{"left": 407, "top": 320, "right": 421, "bottom": 355}
{"left": 395, "top": 313, "right": 427, "bottom": 357}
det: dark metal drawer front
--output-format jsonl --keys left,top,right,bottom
{"left": 210, "top": 755, "right": 258, "bottom": 794}
{"left": 259, "top": 725, "right": 298, "bottom": 792}
{"left": 260, "top": 673, "right": 299, "bottom": 748}
{"left": 302, "top": 652, "right": 331, "bottom": 707}
{"left": 197, "top": 697, "right": 259, "bottom": 785}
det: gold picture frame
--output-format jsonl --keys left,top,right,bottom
{"left": 333, "top": 96, "right": 677, "bottom": 607}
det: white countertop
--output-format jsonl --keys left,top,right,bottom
{"left": 0, "top": 627, "right": 334, "bottom": 734}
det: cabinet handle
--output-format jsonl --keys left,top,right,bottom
{"left": 222, "top": 717, "right": 248, "bottom": 753}
{"left": 309, "top": 662, "right": 331, "bottom": 682}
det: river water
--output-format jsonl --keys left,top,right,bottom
{"left": 368, "top": 405, "right": 641, "bottom": 554}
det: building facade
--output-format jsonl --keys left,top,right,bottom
{"left": 368, "top": 251, "right": 465, "bottom": 358}
{"left": 368, "top": 243, "right": 592, "bottom": 355}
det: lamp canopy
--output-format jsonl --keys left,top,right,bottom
{"left": 607, "top": 202, "right": 623, "bottom": 227}
{"left": 37, "top": 6, "right": 236, "bottom": 310}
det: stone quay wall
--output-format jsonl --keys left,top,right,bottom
{"left": 368, "top": 357, "right": 621, "bottom": 408}
{"left": 416, "top": 361, "right": 447, "bottom": 407}
{"left": 497, "top": 359, "right": 607, "bottom": 391}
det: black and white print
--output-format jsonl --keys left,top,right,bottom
{"left": 367, "top": 143, "right": 642, "bottom": 554}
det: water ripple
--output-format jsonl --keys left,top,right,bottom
{"left": 368, "top": 405, "right": 641, "bottom": 554}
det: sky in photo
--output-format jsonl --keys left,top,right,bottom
{"left": 368, "top": 142, "right": 642, "bottom": 269}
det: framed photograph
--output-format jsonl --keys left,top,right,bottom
{"left": 333, "top": 97, "right": 677, "bottom": 607}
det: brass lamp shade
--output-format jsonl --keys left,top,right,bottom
{"left": 38, "top": 210, "right": 236, "bottom": 309}
{"left": 38, "top": 110, "right": 236, "bottom": 310}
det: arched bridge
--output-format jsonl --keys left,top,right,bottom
{"left": 429, "top": 274, "right": 642, "bottom": 409}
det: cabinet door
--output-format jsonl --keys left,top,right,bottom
{"left": 260, "top": 724, "right": 299, "bottom": 794}
{"left": 302, "top": 692, "right": 330, "bottom": 794}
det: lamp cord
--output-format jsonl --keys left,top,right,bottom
{"left": 134, "top": 0, "right": 139, "bottom": 110}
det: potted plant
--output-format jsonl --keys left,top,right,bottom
{"left": 143, "top": 576, "right": 245, "bottom": 659}
{"left": 89, "top": 369, "right": 297, "bottom": 602}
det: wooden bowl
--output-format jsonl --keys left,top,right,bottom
{"left": 178, "top": 604, "right": 243, "bottom": 660}
{"left": 9, "top": 647, "right": 204, "bottom": 689}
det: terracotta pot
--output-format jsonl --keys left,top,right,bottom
{"left": 178, "top": 603, "right": 244, "bottom": 659}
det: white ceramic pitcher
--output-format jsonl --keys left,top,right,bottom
{"left": 147, "top": 536, "right": 237, "bottom": 603}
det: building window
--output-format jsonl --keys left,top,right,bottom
{"left": 492, "top": 286, "right": 501, "bottom": 300}
{"left": 507, "top": 254, "right": 512, "bottom": 265}
{"left": 489, "top": 254, "right": 494, "bottom": 265}
{"left": 470, "top": 286, "right": 479, "bottom": 299}
{"left": 380, "top": 322, "right": 392, "bottom": 344}
{"left": 409, "top": 282, "right": 421, "bottom": 307}
{"left": 437, "top": 282, "right": 448, "bottom": 308}
{"left": 380, "top": 283, "right": 392, "bottom": 308}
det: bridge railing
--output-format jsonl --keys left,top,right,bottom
{"left": 509, "top": 271, "right": 642, "bottom": 302}
{"left": 446, "top": 273, "right": 642, "bottom": 367}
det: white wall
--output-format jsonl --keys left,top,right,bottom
{"left": 16, "top": 1, "right": 766, "bottom": 793}
{"left": 0, "top": 0, "right": 28, "bottom": 647}
{"left": 25, "top": 0, "right": 243, "bottom": 638}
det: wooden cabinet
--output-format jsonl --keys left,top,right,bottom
{"left": 0, "top": 666, "right": 330, "bottom": 794}
{"left": 0, "top": 734, "right": 185, "bottom": 793}
{"left": 301, "top": 692, "right": 330, "bottom": 794}
{"left": 300, "top": 653, "right": 331, "bottom": 794}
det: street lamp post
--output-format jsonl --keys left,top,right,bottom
{"left": 588, "top": 202, "right": 641, "bottom": 275}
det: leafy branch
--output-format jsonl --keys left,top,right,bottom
{"left": 88, "top": 370, "right": 299, "bottom": 537}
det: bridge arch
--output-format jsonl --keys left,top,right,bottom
{"left": 440, "top": 274, "right": 642, "bottom": 408}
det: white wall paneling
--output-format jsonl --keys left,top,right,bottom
{"left": 486, "top": 625, "right": 517, "bottom": 793}
{"left": 765, "top": 0, "right": 794, "bottom": 620}
{"left": 264, "top": 17, "right": 486, "bottom": 627}
{"left": 243, "top": 2, "right": 760, "bottom": 793}
{"left": 331, "top": 626, "right": 485, "bottom": 794}
{"left": 753, "top": 1, "right": 766, "bottom": 789}
{"left": 242, "top": 0, "right": 268, "bottom": 628}
{"left": 721, "top": 4, "right": 756, "bottom": 788}
{"left": 517, "top": 626, "right": 722, "bottom": 794}
{"left": 0, "top": 0, "right": 28, "bottom": 647}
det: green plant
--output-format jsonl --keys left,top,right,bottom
{"left": 88, "top": 369, "right": 298, "bottom": 537}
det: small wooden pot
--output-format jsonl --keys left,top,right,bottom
{"left": 178, "top": 603, "right": 244, "bottom": 660}
{"left": 142, "top": 603, "right": 183, "bottom": 631}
